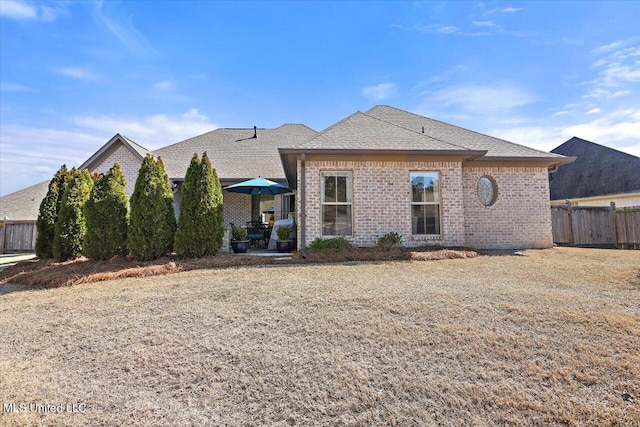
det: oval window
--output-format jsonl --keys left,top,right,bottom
{"left": 477, "top": 176, "right": 497, "bottom": 206}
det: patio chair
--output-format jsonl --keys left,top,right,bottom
{"left": 246, "top": 221, "right": 265, "bottom": 247}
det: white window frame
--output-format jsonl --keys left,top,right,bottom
{"left": 321, "top": 171, "right": 353, "bottom": 236}
{"left": 410, "top": 172, "right": 441, "bottom": 236}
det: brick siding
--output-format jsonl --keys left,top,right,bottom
{"left": 92, "top": 144, "right": 142, "bottom": 197}
{"left": 298, "top": 160, "right": 465, "bottom": 248}
{"left": 297, "top": 160, "right": 553, "bottom": 250}
{"left": 463, "top": 166, "right": 553, "bottom": 249}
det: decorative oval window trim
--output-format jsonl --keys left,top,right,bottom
{"left": 477, "top": 176, "right": 498, "bottom": 207}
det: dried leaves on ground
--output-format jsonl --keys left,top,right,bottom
{"left": 0, "top": 246, "right": 478, "bottom": 288}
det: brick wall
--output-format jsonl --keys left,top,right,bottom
{"left": 92, "top": 144, "right": 142, "bottom": 197}
{"left": 462, "top": 166, "right": 553, "bottom": 249}
{"left": 296, "top": 160, "right": 553, "bottom": 250}
{"left": 222, "top": 192, "right": 252, "bottom": 229}
{"left": 298, "top": 160, "right": 465, "bottom": 248}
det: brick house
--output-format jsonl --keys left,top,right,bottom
{"left": 0, "top": 105, "right": 573, "bottom": 250}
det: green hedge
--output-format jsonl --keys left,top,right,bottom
{"left": 35, "top": 165, "right": 70, "bottom": 259}
{"left": 52, "top": 168, "right": 94, "bottom": 261}
{"left": 174, "top": 152, "right": 224, "bottom": 257}
{"left": 83, "top": 163, "right": 129, "bottom": 260}
{"left": 128, "top": 155, "right": 176, "bottom": 261}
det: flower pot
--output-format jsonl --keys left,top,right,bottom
{"left": 276, "top": 240, "right": 294, "bottom": 253}
{"left": 231, "top": 240, "right": 250, "bottom": 254}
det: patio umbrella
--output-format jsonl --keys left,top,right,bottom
{"left": 223, "top": 177, "right": 292, "bottom": 196}
{"left": 223, "top": 177, "right": 292, "bottom": 221}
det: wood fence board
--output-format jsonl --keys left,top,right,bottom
{"left": 1, "top": 220, "right": 37, "bottom": 252}
{"left": 551, "top": 203, "right": 640, "bottom": 249}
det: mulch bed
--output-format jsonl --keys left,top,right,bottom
{"left": 0, "top": 246, "right": 478, "bottom": 289}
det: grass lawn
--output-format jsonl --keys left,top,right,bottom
{"left": 1, "top": 247, "right": 638, "bottom": 426}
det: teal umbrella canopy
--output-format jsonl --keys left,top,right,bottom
{"left": 223, "top": 177, "right": 292, "bottom": 195}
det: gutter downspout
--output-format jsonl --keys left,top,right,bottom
{"left": 300, "top": 153, "right": 306, "bottom": 250}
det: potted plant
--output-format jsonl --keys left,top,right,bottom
{"left": 231, "top": 226, "right": 250, "bottom": 254}
{"left": 276, "top": 225, "right": 294, "bottom": 253}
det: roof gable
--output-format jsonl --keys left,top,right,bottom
{"left": 366, "top": 105, "right": 567, "bottom": 160}
{"left": 297, "top": 111, "right": 474, "bottom": 152}
{"left": 549, "top": 137, "right": 640, "bottom": 200}
{"left": 80, "top": 133, "right": 151, "bottom": 171}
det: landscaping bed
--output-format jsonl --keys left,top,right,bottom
{"left": 0, "top": 246, "right": 478, "bottom": 288}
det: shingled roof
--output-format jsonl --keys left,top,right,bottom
{"left": 549, "top": 137, "right": 640, "bottom": 200}
{"left": 0, "top": 180, "right": 49, "bottom": 221}
{"left": 154, "top": 124, "right": 317, "bottom": 182}
{"left": 295, "top": 111, "right": 481, "bottom": 153}
{"left": 365, "top": 105, "right": 570, "bottom": 160}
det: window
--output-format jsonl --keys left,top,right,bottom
{"left": 282, "top": 193, "right": 295, "bottom": 219}
{"left": 410, "top": 172, "right": 441, "bottom": 235}
{"left": 321, "top": 171, "right": 352, "bottom": 236}
{"left": 477, "top": 176, "right": 497, "bottom": 207}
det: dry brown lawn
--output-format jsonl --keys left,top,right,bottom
{"left": 1, "top": 247, "right": 638, "bottom": 426}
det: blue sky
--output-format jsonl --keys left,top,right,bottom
{"left": 1, "top": 0, "right": 639, "bottom": 196}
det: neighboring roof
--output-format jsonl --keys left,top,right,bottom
{"left": 549, "top": 136, "right": 640, "bottom": 200}
{"left": 80, "top": 133, "right": 151, "bottom": 170}
{"left": 292, "top": 111, "right": 484, "bottom": 154}
{"left": 154, "top": 124, "right": 317, "bottom": 181}
{"left": 0, "top": 180, "right": 49, "bottom": 221}
{"left": 365, "top": 105, "right": 571, "bottom": 162}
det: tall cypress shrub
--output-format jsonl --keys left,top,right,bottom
{"left": 128, "top": 155, "right": 176, "bottom": 260}
{"left": 174, "top": 152, "right": 224, "bottom": 257}
{"left": 52, "top": 168, "right": 94, "bottom": 261}
{"left": 36, "top": 165, "right": 70, "bottom": 259}
{"left": 83, "top": 163, "right": 129, "bottom": 260}
{"left": 206, "top": 152, "right": 225, "bottom": 252}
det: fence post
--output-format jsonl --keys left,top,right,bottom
{"left": 611, "top": 202, "right": 619, "bottom": 249}
{"left": 0, "top": 217, "right": 7, "bottom": 255}
{"left": 566, "top": 200, "right": 574, "bottom": 247}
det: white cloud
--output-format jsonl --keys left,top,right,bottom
{"left": 0, "top": 81, "right": 33, "bottom": 92}
{"left": 55, "top": 66, "right": 104, "bottom": 81}
{"left": 362, "top": 83, "right": 399, "bottom": 101}
{"left": 92, "top": 2, "right": 157, "bottom": 58}
{"left": 73, "top": 109, "right": 218, "bottom": 149}
{"left": 0, "top": 0, "right": 67, "bottom": 22}
{"left": 421, "top": 84, "right": 538, "bottom": 113}
{"left": 591, "top": 41, "right": 624, "bottom": 56}
{"left": 1, "top": 0, "right": 37, "bottom": 20}
{"left": 586, "top": 108, "right": 601, "bottom": 114}
{"left": 153, "top": 80, "right": 174, "bottom": 90}
{"left": 472, "top": 21, "right": 497, "bottom": 27}
{"left": 502, "top": 7, "right": 522, "bottom": 13}
{"left": 491, "top": 109, "right": 640, "bottom": 157}
{"left": 587, "top": 41, "right": 640, "bottom": 98}
{"left": 0, "top": 125, "right": 106, "bottom": 196}
{"left": 0, "top": 109, "right": 219, "bottom": 196}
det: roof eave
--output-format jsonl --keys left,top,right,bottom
{"left": 279, "top": 148, "right": 487, "bottom": 158}
{"left": 468, "top": 155, "right": 577, "bottom": 167}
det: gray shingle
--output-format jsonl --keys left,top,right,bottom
{"left": 365, "top": 105, "right": 567, "bottom": 159}
{"left": 298, "top": 111, "right": 470, "bottom": 151}
{"left": 0, "top": 181, "right": 49, "bottom": 221}
{"left": 154, "top": 124, "right": 317, "bottom": 181}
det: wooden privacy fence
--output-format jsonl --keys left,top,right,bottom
{"left": 0, "top": 220, "right": 37, "bottom": 254}
{"left": 551, "top": 202, "right": 640, "bottom": 249}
